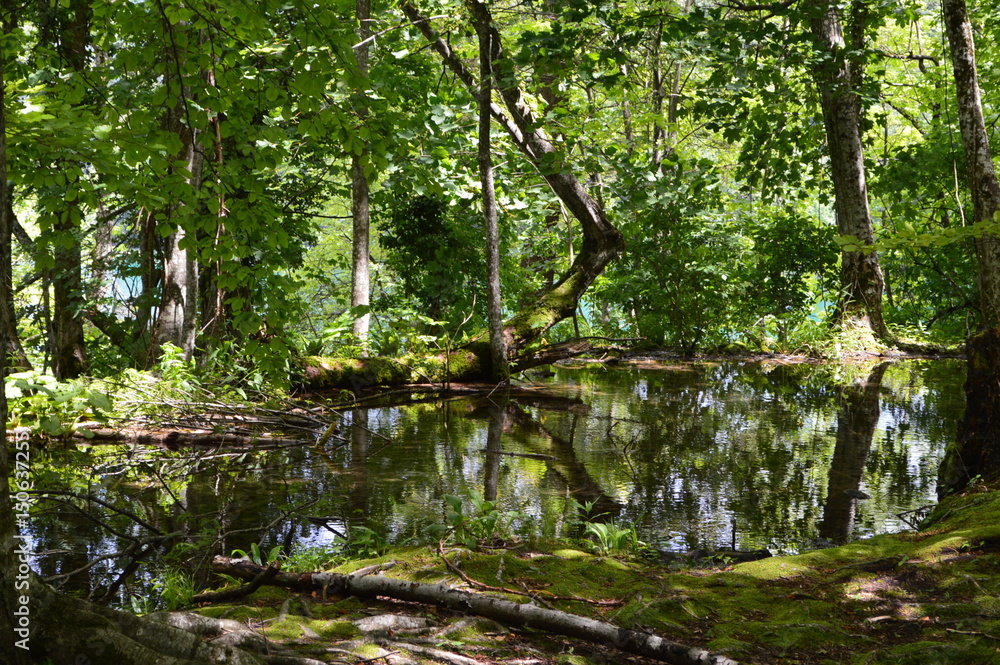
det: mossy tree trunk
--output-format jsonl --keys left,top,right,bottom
{"left": 302, "top": 3, "right": 623, "bottom": 391}
{"left": 403, "top": 2, "right": 624, "bottom": 343}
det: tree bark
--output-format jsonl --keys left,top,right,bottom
{"left": 0, "top": 200, "right": 30, "bottom": 370}
{"left": 350, "top": 0, "right": 372, "bottom": 351}
{"left": 149, "top": 21, "right": 205, "bottom": 364}
{"left": 808, "top": 0, "right": 890, "bottom": 341}
{"left": 471, "top": 1, "right": 509, "bottom": 382}
{"left": 942, "top": 0, "right": 1000, "bottom": 327}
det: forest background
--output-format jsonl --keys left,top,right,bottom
{"left": 5, "top": 0, "right": 1000, "bottom": 662}
{"left": 0, "top": 0, "right": 996, "bottom": 386}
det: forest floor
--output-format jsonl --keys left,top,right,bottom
{"left": 186, "top": 484, "right": 1000, "bottom": 665}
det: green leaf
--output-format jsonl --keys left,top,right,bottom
{"left": 87, "top": 391, "right": 113, "bottom": 411}
{"left": 40, "top": 415, "right": 64, "bottom": 436}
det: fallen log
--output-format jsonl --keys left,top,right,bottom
{"left": 210, "top": 556, "right": 738, "bottom": 665}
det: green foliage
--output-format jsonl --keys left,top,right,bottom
{"left": 155, "top": 570, "right": 197, "bottom": 611}
{"left": 231, "top": 543, "right": 285, "bottom": 567}
{"left": 427, "top": 492, "right": 523, "bottom": 547}
{"left": 584, "top": 521, "right": 642, "bottom": 556}
{"left": 4, "top": 371, "right": 112, "bottom": 437}
{"left": 377, "top": 194, "right": 487, "bottom": 329}
{"left": 154, "top": 344, "right": 201, "bottom": 395}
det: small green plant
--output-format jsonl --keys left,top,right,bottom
{"left": 584, "top": 520, "right": 640, "bottom": 556}
{"left": 155, "top": 569, "right": 196, "bottom": 610}
{"left": 5, "top": 370, "right": 112, "bottom": 437}
{"left": 344, "top": 526, "right": 387, "bottom": 558}
{"left": 427, "top": 492, "right": 522, "bottom": 547}
{"left": 231, "top": 543, "right": 284, "bottom": 566}
{"left": 154, "top": 343, "right": 200, "bottom": 395}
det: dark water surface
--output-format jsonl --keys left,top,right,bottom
{"left": 26, "top": 358, "right": 965, "bottom": 606}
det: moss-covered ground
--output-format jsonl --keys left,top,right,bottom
{"left": 191, "top": 487, "right": 1000, "bottom": 664}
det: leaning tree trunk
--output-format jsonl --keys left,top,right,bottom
{"left": 937, "top": 0, "right": 1000, "bottom": 497}
{"left": 403, "top": 1, "right": 622, "bottom": 352}
{"left": 299, "top": 3, "right": 624, "bottom": 391}
{"left": 808, "top": 0, "right": 890, "bottom": 342}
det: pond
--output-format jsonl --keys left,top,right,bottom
{"left": 24, "top": 357, "right": 965, "bottom": 608}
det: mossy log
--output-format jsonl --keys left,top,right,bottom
{"left": 211, "top": 556, "right": 739, "bottom": 665}
{"left": 294, "top": 344, "right": 490, "bottom": 391}
{"left": 295, "top": 337, "right": 615, "bottom": 391}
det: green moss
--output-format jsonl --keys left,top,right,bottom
{"left": 190, "top": 489, "right": 1000, "bottom": 665}
{"left": 314, "top": 620, "right": 361, "bottom": 639}
{"left": 860, "top": 640, "right": 998, "bottom": 665}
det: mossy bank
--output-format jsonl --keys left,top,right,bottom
{"left": 188, "top": 487, "right": 1000, "bottom": 664}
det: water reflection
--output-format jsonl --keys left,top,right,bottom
{"left": 818, "top": 362, "right": 889, "bottom": 543}
{"left": 26, "top": 359, "right": 964, "bottom": 605}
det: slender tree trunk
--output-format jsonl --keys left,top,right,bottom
{"left": 938, "top": 0, "right": 1000, "bottom": 497}
{"left": 135, "top": 208, "right": 159, "bottom": 353}
{"left": 942, "top": 0, "right": 1000, "bottom": 326}
{"left": 472, "top": 1, "right": 509, "bottom": 382}
{"left": 350, "top": 0, "right": 372, "bottom": 351}
{"left": 808, "top": 0, "right": 890, "bottom": 342}
{"left": 1, "top": 200, "right": 30, "bottom": 370}
{"left": 51, "top": 0, "right": 92, "bottom": 379}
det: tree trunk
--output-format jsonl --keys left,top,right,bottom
{"left": 52, "top": 217, "right": 88, "bottom": 378}
{"left": 51, "top": 0, "right": 92, "bottom": 379}
{"left": 149, "top": 29, "right": 205, "bottom": 364}
{"left": 350, "top": 0, "right": 372, "bottom": 351}
{"left": 1, "top": 200, "right": 30, "bottom": 370}
{"left": 401, "top": 1, "right": 624, "bottom": 355}
{"left": 942, "top": 0, "right": 1000, "bottom": 327}
{"left": 151, "top": 214, "right": 200, "bottom": 363}
{"left": 808, "top": 0, "right": 890, "bottom": 342}
{"left": 471, "top": 0, "right": 509, "bottom": 382}
{"left": 935, "top": 0, "right": 1000, "bottom": 498}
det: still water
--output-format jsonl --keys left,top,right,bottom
{"left": 27, "top": 358, "right": 964, "bottom": 604}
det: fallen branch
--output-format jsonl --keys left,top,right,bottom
{"left": 211, "top": 556, "right": 738, "bottom": 665}
{"left": 191, "top": 560, "right": 281, "bottom": 604}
